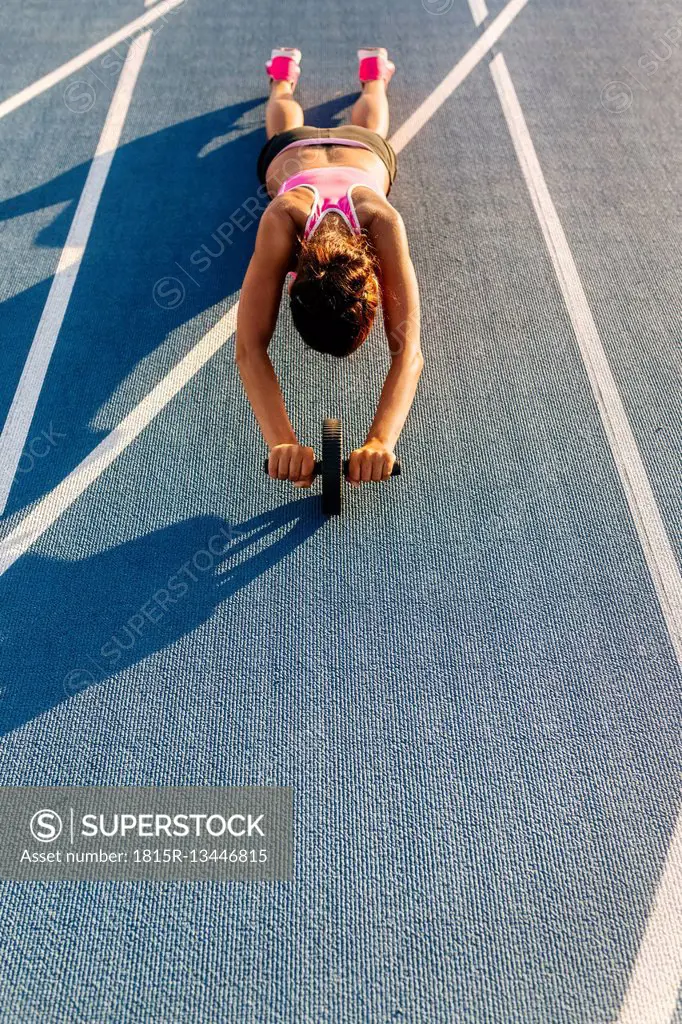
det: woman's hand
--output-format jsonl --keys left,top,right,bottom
{"left": 267, "top": 444, "right": 316, "bottom": 487}
{"left": 347, "top": 440, "right": 396, "bottom": 486}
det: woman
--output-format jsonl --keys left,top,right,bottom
{"left": 236, "top": 47, "right": 423, "bottom": 489}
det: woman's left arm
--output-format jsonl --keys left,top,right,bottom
{"left": 347, "top": 205, "right": 424, "bottom": 485}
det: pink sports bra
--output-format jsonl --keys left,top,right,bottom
{"left": 277, "top": 163, "right": 386, "bottom": 240}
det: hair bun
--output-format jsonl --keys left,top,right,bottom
{"left": 289, "top": 227, "right": 380, "bottom": 357}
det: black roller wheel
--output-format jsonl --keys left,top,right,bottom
{"left": 321, "top": 418, "right": 343, "bottom": 516}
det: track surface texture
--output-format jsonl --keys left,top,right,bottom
{"left": 0, "top": 0, "right": 680, "bottom": 1021}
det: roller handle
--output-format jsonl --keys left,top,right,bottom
{"left": 263, "top": 459, "right": 401, "bottom": 477}
{"left": 341, "top": 459, "right": 401, "bottom": 478}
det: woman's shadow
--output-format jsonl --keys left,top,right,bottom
{"left": 0, "top": 92, "right": 357, "bottom": 518}
{"left": 0, "top": 495, "right": 324, "bottom": 736}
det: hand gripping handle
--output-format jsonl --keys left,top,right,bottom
{"left": 263, "top": 459, "right": 401, "bottom": 477}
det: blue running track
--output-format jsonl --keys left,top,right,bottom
{"left": 0, "top": 0, "right": 680, "bottom": 1020}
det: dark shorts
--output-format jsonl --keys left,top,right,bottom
{"left": 257, "top": 125, "right": 398, "bottom": 192}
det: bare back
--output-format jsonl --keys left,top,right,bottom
{"left": 265, "top": 144, "right": 391, "bottom": 198}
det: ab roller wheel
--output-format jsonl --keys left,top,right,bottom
{"left": 320, "top": 418, "right": 343, "bottom": 516}
{"left": 263, "top": 418, "right": 401, "bottom": 516}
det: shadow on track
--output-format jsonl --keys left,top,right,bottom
{"left": 0, "top": 496, "right": 323, "bottom": 736}
{"left": 0, "top": 93, "right": 357, "bottom": 519}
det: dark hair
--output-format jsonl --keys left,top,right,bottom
{"left": 289, "top": 219, "right": 379, "bottom": 357}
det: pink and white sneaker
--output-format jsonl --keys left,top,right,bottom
{"left": 265, "top": 47, "right": 302, "bottom": 89}
{"left": 357, "top": 48, "right": 395, "bottom": 86}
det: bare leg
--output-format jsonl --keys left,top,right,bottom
{"left": 351, "top": 80, "right": 389, "bottom": 138}
{"left": 266, "top": 80, "right": 304, "bottom": 139}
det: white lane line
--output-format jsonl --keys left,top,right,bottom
{"left": 0, "top": 33, "right": 152, "bottom": 516}
{"left": 616, "top": 803, "right": 682, "bottom": 1024}
{"left": 489, "top": 52, "right": 682, "bottom": 667}
{"left": 0, "top": 16, "right": 527, "bottom": 572}
{"left": 489, "top": 52, "right": 682, "bottom": 1024}
{"left": 467, "top": 0, "right": 489, "bottom": 28}
{"left": 389, "top": 0, "right": 527, "bottom": 153}
{"left": 0, "top": 0, "right": 184, "bottom": 121}
{"left": 0, "top": 303, "right": 238, "bottom": 576}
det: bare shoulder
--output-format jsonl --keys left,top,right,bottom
{"left": 352, "top": 188, "right": 400, "bottom": 229}
{"left": 251, "top": 198, "right": 301, "bottom": 268}
{"left": 257, "top": 196, "right": 299, "bottom": 235}
{"left": 262, "top": 191, "right": 312, "bottom": 236}
{"left": 358, "top": 196, "right": 408, "bottom": 254}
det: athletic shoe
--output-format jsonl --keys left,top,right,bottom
{"left": 266, "top": 47, "right": 302, "bottom": 89}
{"left": 357, "top": 47, "right": 395, "bottom": 85}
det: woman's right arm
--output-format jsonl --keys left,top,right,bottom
{"left": 235, "top": 203, "right": 316, "bottom": 486}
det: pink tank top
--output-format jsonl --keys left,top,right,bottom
{"left": 277, "top": 165, "right": 385, "bottom": 240}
